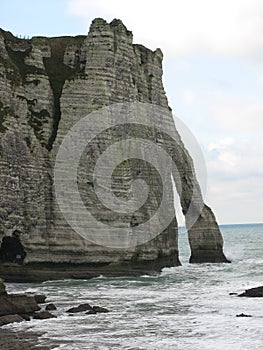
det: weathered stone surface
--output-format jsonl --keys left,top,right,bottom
{"left": 238, "top": 286, "right": 263, "bottom": 297}
{"left": 0, "top": 294, "right": 40, "bottom": 316}
{"left": 0, "top": 18, "right": 228, "bottom": 279}
{"left": 0, "top": 314, "right": 23, "bottom": 326}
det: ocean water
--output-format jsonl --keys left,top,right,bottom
{"left": 4, "top": 223, "right": 263, "bottom": 350}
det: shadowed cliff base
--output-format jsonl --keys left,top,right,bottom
{"left": 0, "top": 253, "right": 180, "bottom": 283}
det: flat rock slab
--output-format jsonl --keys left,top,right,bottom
{"left": 238, "top": 286, "right": 263, "bottom": 297}
{"left": 0, "top": 314, "right": 24, "bottom": 326}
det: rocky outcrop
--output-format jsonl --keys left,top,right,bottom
{"left": 0, "top": 18, "right": 228, "bottom": 280}
{"left": 0, "top": 283, "right": 42, "bottom": 326}
{"left": 0, "top": 294, "right": 40, "bottom": 316}
{"left": 0, "top": 279, "right": 58, "bottom": 326}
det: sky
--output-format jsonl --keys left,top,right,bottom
{"left": 0, "top": 0, "right": 262, "bottom": 224}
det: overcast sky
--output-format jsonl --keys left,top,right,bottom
{"left": 1, "top": 0, "right": 262, "bottom": 224}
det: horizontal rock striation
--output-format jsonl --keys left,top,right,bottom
{"left": 0, "top": 18, "right": 228, "bottom": 280}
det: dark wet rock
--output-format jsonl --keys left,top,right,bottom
{"left": 236, "top": 313, "right": 252, "bottom": 317}
{"left": 85, "top": 310, "right": 96, "bottom": 315}
{"left": 20, "top": 313, "right": 31, "bottom": 321}
{"left": 0, "top": 278, "right": 6, "bottom": 295}
{"left": 67, "top": 303, "right": 93, "bottom": 313}
{"left": 0, "top": 314, "right": 24, "bottom": 326}
{"left": 238, "top": 286, "right": 263, "bottom": 297}
{"left": 92, "top": 306, "right": 109, "bottom": 313}
{"left": 0, "top": 295, "right": 40, "bottom": 316}
{"left": 34, "top": 294, "right": 47, "bottom": 304}
{"left": 45, "top": 303, "right": 57, "bottom": 311}
{"left": 32, "top": 311, "right": 57, "bottom": 320}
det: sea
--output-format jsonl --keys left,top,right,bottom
{"left": 4, "top": 223, "right": 263, "bottom": 350}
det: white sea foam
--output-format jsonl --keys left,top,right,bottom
{"left": 5, "top": 224, "right": 263, "bottom": 350}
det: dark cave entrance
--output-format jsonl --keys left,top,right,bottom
{"left": 0, "top": 231, "right": 27, "bottom": 264}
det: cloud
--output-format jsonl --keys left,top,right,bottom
{"left": 204, "top": 135, "right": 263, "bottom": 223}
{"left": 67, "top": 0, "right": 263, "bottom": 58}
{"left": 66, "top": 0, "right": 263, "bottom": 224}
{"left": 206, "top": 175, "right": 262, "bottom": 224}
{"left": 206, "top": 92, "right": 263, "bottom": 134}
{"left": 207, "top": 137, "right": 263, "bottom": 178}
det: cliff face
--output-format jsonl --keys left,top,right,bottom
{"left": 0, "top": 18, "right": 228, "bottom": 277}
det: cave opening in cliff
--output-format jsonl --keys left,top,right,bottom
{"left": 0, "top": 230, "right": 27, "bottom": 264}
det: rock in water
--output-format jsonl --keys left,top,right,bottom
{"left": 45, "top": 303, "right": 57, "bottom": 311}
{"left": 67, "top": 304, "right": 94, "bottom": 313}
{"left": 34, "top": 295, "right": 47, "bottom": 304}
{"left": 92, "top": 306, "right": 109, "bottom": 313}
{"left": 236, "top": 313, "right": 252, "bottom": 317}
{"left": 0, "top": 18, "right": 228, "bottom": 280}
{"left": 32, "top": 311, "right": 57, "bottom": 320}
{"left": 238, "top": 286, "right": 263, "bottom": 297}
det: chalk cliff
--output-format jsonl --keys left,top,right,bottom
{"left": 0, "top": 18, "right": 228, "bottom": 280}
